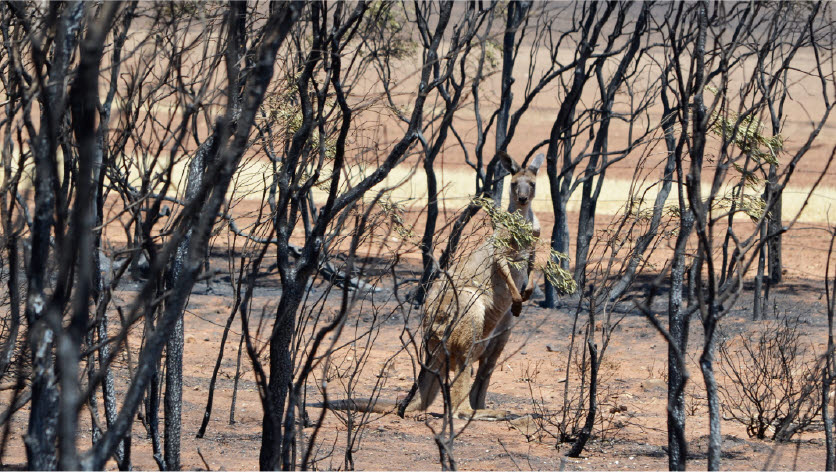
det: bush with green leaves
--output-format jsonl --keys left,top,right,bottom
{"left": 473, "top": 196, "right": 577, "bottom": 296}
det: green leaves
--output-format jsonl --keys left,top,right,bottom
{"left": 473, "top": 196, "right": 577, "bottom": 295}
{"left": 543, "top": 249, "right": 577, "bottom": 296}
{"left": 700, "top": 86, "right": 785, "bottom": 223}
{"left": 709, "top": 109, "right": 782, "bottom": 167}
{"left": 474, "top": 196, "right": 538, "bottom": 252}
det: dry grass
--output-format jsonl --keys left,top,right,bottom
{"left": 3, "top": 153, "right": 833, "bottom": 223}
{"left": 355, "top": 165, "right": 836, "bottom": 224}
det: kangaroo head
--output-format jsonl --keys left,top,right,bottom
{"left": 499, "top": 151, "right": 544, "bottom": 210}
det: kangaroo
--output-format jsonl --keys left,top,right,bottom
{"left": 321, "top": 151, "right": 543, "bottom": 421}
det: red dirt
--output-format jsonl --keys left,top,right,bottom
{"left": 2, "top": 205, "right": 832, "bottom": 470}
{"left": 3, "top": 20, "right": 836, "bottom": 471}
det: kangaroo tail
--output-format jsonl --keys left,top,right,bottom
{"left": 310, "top": 398, "right": 399, "bottom": 414}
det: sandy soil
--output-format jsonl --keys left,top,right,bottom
{"left": 2, "top": 8, "right": 835, "bottom": 469}
{"left": 1, "top": 205, "right": 832, "bottom": 471}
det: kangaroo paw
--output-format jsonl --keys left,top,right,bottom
{"left": 522, "top": 285, "right": 534, "bottom": 302}
{"left": 454, "top": 408, "right": 512, "bottom": 421}
{"left": 512, "top": 300, "right": 523, "bottom": 317}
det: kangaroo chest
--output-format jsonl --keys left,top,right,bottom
{"left": 480, "top": 246, "right": 531, "bottom": 327}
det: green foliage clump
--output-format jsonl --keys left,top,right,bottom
{"left": 474, "top": 196, "right": 538, "bottom": 252}
{"left": 543, "top": 249, "right": 577, "bottom": 296}
{"left": 664, "top": 192, "right": 767, "bottom": 223}
{"left": 709, "top": 109, "right": 783, "bottom": 167}
{"left": 379, "top": 198, "right": 415, "bottom": 242}
{"left": 157, "top": 1, "right": 202, "bottom": 17}
{"left": 716, "top": 191, "right": 768, "bottom": 222}
{"left": 484, "top": 39, "right": 502, "bottom": 70}
{"left": 703, "top": 85, "right": 786, "bottom": 223}
{"left": 705, "top": 85, "right": 784, "bottom": 176}
{"left": 473, "top": 196, "right": 577, "bottom": 295}
{"left": 365, "top": 1, "right": 416, "bottom": 60}
{"left": 260, "top": 81, "right": 337, "bottom": 161}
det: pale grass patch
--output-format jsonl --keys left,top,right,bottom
{"left": 781, "top": 185, "right": 836, "bottom": 223}
{"left": 354, "top": 165, "right": 836, "bottom": 224}
{"left": 3, "top": 155, "right": 833, "bottom": 223}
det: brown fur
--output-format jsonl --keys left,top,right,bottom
{"left": 324, "top": 152, "right": 543, "bottom": 421}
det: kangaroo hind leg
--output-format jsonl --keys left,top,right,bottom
{"left": 470, "top": 320, "right": 512, "bottom": 410}
{"left": 450, "top": 354, "right": 510, "bottom": 421}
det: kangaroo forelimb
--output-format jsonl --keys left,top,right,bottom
{"left": 497, "top": 258, "right": 523, "bottom": 302}
{"left": 522, "top": 251, "right": 537, "bottom": 302}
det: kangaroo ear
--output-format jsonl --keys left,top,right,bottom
{"left": 497, "top": 151, "right": 520, "bottom": 174}
{"left": 528, "top": 153, "right": 545, "bottom": 174}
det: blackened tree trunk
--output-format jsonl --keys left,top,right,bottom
{"left": 259, "top": 4, "right": 331, "bottom": 464}
{"left": 574, "top": 2, "right": 649, "bottom": 285}
{"left": 543, "top": 182, "right": 571, "bottom": 308}
{"left": 81, "top": 4, "right": 301, "bottom": 469}
{"left": 667, "top": 211, "right": 693, "bottom": 471}
{"left": 261, "top": 287, "right": 304, "bottom": 470}
{"left": 163, "top": 126, "right": 219, "bottom": 472}
{"left": 58, "top": 5, "right": 120, "bottom": 469}
{"left": 93, "top": 6, "right": 135, "bottom": 467}
{"left": 21, "top": 2, "right": 85, "bottom": 468}
{"left": 567, "top": 286, "right": 598, "bottom": 458}
{"left": 259, "top": 3, "right": 455, "bottom": 468}
{"left": 492, "top": 0, "right": 530, "bottom": 204}
{"left": 699, "top": 307, "right": 722, "bottom": 471}
{"left": 767, "top": 167, "right": 782, "bottom": 284}
{"left": 415, "top": 1, "right": 476, "bottom": 304}
{"left": 753, "top": 217, "right": 767, "bottom": 320}
{"left": 419, "top": 156, "right": 439, "bottom": 299}
{"left": 163, "top": 251, "right": 186, "bottom": 472}
{"left": 542, "top": 1, "right": 615, "bottom": 308}
{"left": 165, "top": 2, "right": 248, "bottom": 467}
{"left": 689, "top": 4, "right": 723, "bottom": 469}
{"left": 825, "top": 232, "right": 835, "bottom": 469}
{"left": 661, "top": 46, "right": 693, "bottom": 466}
